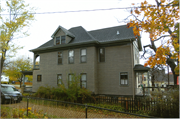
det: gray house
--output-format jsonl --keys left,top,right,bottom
{"left": 30, "top": 25, "right": 149, "bottom": 97}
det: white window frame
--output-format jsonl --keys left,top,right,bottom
{"left": 80, "top": 73, "right": 87, "bottom": 88}
{"left": 57, "top": 51, "right": 63, "bottom": 65}
{"left": 120, "top": 72, "right": 128, "bottom": 85}
{"left": 68, "top": 50, "right": 74, "bottom": 64}
{"left": 80, "top": 49, "right": 87, "bottom": 63}
{"left": 57, "top": 74, "right": 62, "bottom": 85}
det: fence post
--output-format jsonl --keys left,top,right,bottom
{"left": 85, "top": 104, "right": 87, "bottom": 118}
{"left": 27, "top": 96, "right": 29, "bottom": 116}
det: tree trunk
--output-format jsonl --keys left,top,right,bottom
{"left": 0, "top": 56, "right": 5, "bottom": 74}
{"left": 151, "top": 74, "right": 155, "bottom": 91}
{"left": 167, "top": 58, "right": 177, "bottom": 85}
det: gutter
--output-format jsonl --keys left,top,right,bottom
{"left": 29, "top": 39, "right": 135, "bottom": 53}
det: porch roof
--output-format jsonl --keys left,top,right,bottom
{"left": 133, "top": 64, "right": 150, "bottom": 72}
{"left": 21, "top": 71, "right": 33, "bottom": 75}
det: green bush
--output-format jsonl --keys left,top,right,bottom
{"left": 34, "top": 73, "right": 95, "bottom": 103}
{"left": 148, "top": 87, "right": 179, "bottom": 118}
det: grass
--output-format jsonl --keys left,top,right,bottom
{"left": 1, "top": 105, "right": 58, "bottom": 118}
{"left": 21, "top": 98, "right": 143, "bottom": 118}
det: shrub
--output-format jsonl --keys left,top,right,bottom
{"left": 34, "top": 72, "right": 95, "bottom": 103}
{"left": 148, "top": 87, "right": 179, "bottom": 118}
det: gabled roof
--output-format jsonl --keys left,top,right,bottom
{"left": 30, "top": 25, "right": 142, "bottom": 52}
{"left": 68, "top": 26, "right": 96, "bottom": 43}
{"left": 51, "top": 25, "right": 75, "bottom": 38}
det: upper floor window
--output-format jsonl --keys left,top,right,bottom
{"left": 61, "top": 36, "right": 66, "bottom": 44}
{"left": 56, "top": 37, "right": 60, "bottom": 45}
{"left": 80, "top": 49, "right": 86, "bottom": 63}
{"left": 120, "top": 72, "right": 128, "bottom": 85}
{"left": 58, "top": 51, "right": 63, "bottom": 65}
{"left": 57, "top": 74, "right": 62, "bottom": 85}
{"left": 56, "top": 36, "right": 66, "bottom": 45}
{"left": 99, "top": 48, "right": 105, "bottom": 62}
{"left": 68, "top": 50, "right": 74, "bottom": 64}
{"left": 80, "top": 73, "right": 87, "bottom": 88}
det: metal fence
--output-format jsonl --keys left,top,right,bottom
{"left": 93, "top": 95, "right": 179, "bottom": 118}
{"left": 19, "top": 96, "right": 153, "bottom": 118}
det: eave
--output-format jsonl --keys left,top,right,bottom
{"left": 29, "top": 39, "right": 135, "bottom": 54}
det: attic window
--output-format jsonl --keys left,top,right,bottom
{"left": 56, "top": 37, "right": 60, "bottom": 45}
{"left": 56, "top": 36, "right": 66, "bottom": 45}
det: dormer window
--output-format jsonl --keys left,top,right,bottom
{"left": 56, "top": 37, "right": 60, "bottom": 45}
{"left": 56, "top": 36, "right": 66, "bottom": 45}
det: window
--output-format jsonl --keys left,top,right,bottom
{"left": 56, "top": 36, "right": 66, "bottom": 45}
{"left": 80, "top": 49, "right": 86, "bottom": 63}
{"left": 57, "top": 74, "right": 62, "bottom": 85}
{"left": 80, "top": 73, "right": 87, "bottom": 88}
{"left": 61, "top": 36, "right": 66, "bottom": 44}
{"left": 99, "top": 48, "right": 105, "bottom": 62}
{"left": 68, "top": 74, "right": 73, "bottom": 87}
{"left": 58, "top": 51, "right": 63, "bottom": 64}
{"left": 37, "top": 75, "right": 42, "bottom": 82}
{"left": 56, "top": 37, "right": 60, "bottom": 45}
{"left": 120, "top": 72, "right": 128, "bottom": 85}
{"left": 68, "top": 50, "right": 74, "bottom": 64}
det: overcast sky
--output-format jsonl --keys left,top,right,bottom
{"left": 7, "top": 0, "right": 153, "bottom": 64}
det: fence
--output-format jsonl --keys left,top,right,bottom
{"left": 93, "top": 95, "right": 179, "bottom": 118}
{"left": 20, "top": 96, "right": 154, "bottom": 118}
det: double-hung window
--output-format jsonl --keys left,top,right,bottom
{"left": 37, "top": 75, "right": 42, "bottom": 82}
{"left": 68, "top": 50, "right": 74, "bottom": 64}
{"left": 80, "top": 49, "right": 86, "bottom": 63}
{"left": 61, "top": 36, "right": 66, "bottom": 44}
{"left": 68, "top": 74, "right": 73, "bottom": 87}
{"left": 57, "top": 74, "right": 62, "bottom": 85}
{"left": 56, "top": 37, "right": 60, "bottom": 45}
{"left": 58, "top": 51, "right": 63, "bottom": 64}
{"left": 56, "top": 36, "right": 66, "bottom": 45}
{"left": 120, "top": 72, "right": 128, "bottom": 85}
{"left": 99, "top": 48, "right": 105, "bottom": 62}
{"left": 80, "top": 73, "right": 87, "bottom": 88}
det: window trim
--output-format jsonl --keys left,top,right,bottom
{"left": 80, "top": 48, "right": 87, "bottom": 63}
{"left": 37, "top": 75, "right": 42, "bottom": 82}
{"left": 119, "top": 72, "right": 128, "bottom": 86}
{"left": 68, "top": 50, "right": 74, "bottom": 64}
{"left": 80, "top": 73, "right": 87, "bottom": 88}
{"left": 56, "top": 36, "right": 60, "bottom": 45}
{"left": 99, "top": 48, "right": 105, "bottom": 62}
{"left": 56, "top": 35, "right": 66, "bottom": 45}
{"left": 61, "top": 35, "right": 66, "bottom": 44}
{"left": 57, "top": 74, "right": 62, "bottom": 85}
{"left": 57, "top": 51, "right": 63, "bottom": 65}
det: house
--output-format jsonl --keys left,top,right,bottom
{"left": 30, "top": 25, "right": 150, "bottom": 97}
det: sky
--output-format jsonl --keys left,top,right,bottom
{"left": 3, "top": 0, "right": 155, "bottom": 64}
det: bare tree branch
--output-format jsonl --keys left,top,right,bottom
{"left": 154, "top": 35, "right": 170, "bottom": 41}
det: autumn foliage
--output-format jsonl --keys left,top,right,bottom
{"left": 127, "top": 0, "right": 179, "bottom": 76}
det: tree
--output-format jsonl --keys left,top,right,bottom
{"left": 127, "top": 0, "right": 179, "bottom": 84}
{"left": 0, "top": 0, "right": 35, "bottom": 74}
{"left": 3, "top": 57, "right": 32, "bottom": 87}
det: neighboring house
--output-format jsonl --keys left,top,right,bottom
{"left": 30, "top": 25, "right": 149, "bottom": 97}
{"left": 154, "top": 72, "right": 174, "bottom": 87}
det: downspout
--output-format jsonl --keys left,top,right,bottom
{"left": 130, "top": 39, "right": 135, "bottom": 100}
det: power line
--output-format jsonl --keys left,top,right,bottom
{"left": 0, "top": 4, "right": 178, "bottom": 15}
